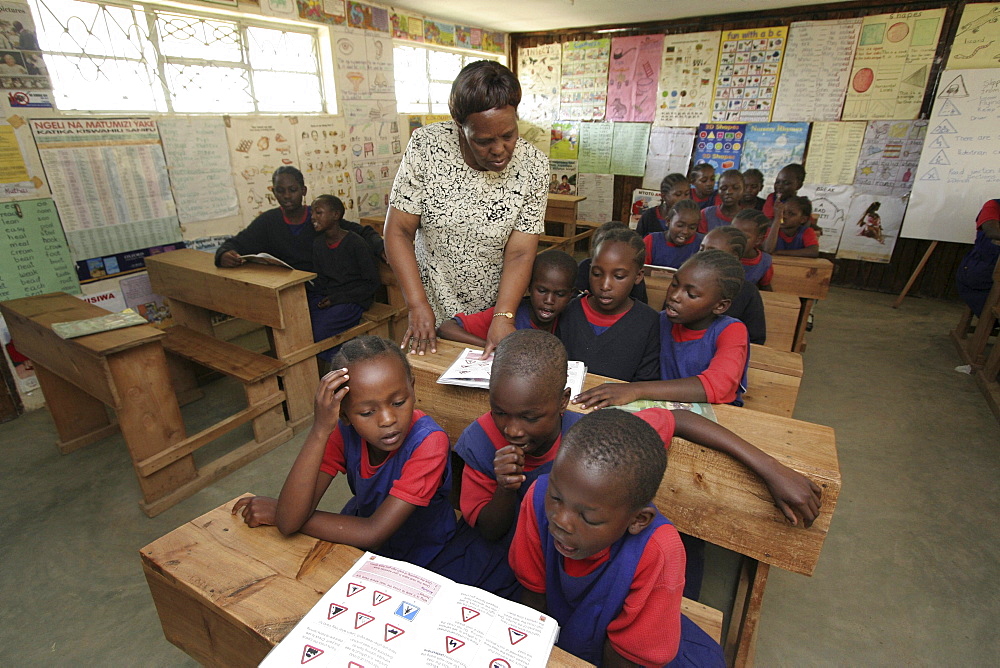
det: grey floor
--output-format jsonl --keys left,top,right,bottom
{"left": 1, "top": 286, "right": 998, "bottom": 666}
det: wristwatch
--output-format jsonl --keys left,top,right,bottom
{"left": 493, "top": 311, "right": 515, "bottom": 319}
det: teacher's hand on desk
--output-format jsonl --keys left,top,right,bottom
{"left": 401, "top": 301, "right": 437, "bottom": 356}
{"left": 218, "top": 250, "right": 245, "bottom": 268}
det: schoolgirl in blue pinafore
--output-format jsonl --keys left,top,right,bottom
{"left": 646, "top": 231, "right": 703, "bottom": 268}
{"left": 742, "top": 250, "right": 773, "bottom": 286}
{"left": 660, "top": 313, "right": 749, "bottom": 407}
{"left": 956, "top": 199, "right": 1000, "bottom": 316}
{"left": 530, "top": 475, "right": 725, "bottom": 667}
{"left": 774, "top": 225, "right": 809, "bottom": 251}
{"left": 340, "top": 413, "right": 455, "bottom": 567}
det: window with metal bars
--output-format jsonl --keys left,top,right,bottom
{"left": 26, "top": 0, "right": 326, "bottom": 113}
{"left": 392, "top": 42, "right": 504, "bottom": 115}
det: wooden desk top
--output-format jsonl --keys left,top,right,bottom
{"left": 145, "top": 248, "right": 315, "bottom": 290}
{"left": 546, "top": 194, "right": 587, "bottom": 206}
{"left": 770, "top": 256, "right": 833, "bottom": 300}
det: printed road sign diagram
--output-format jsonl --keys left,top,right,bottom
{"left": 373, "top": 590, "right": 392, "bottom": 606}
{"left": 394, "top": 601, "right": 420, "bottom": 621}
{"left": 347, "top": 582, "right": 365, "bottom": 597}
{"left": 355, "top": 612, "right": 374, "bottom": 629}
{"left": 328, "top": 603, "right": 347, "bottom": 619}
{"left": 445, "top": 636, "right": 465, "bottom": 653}
{"left": 461, "top": 606, "right": 480, "bottom": 622}
{"left": 383, "top": 623, "right": 405, "bottom": 642}
{"left": 301, "top": 645, "right": 323, "bottom": 663}
{"left": 508, "top": 628, "right": 528, "bottom": 645}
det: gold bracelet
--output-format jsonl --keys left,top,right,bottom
{"left": 493, "top": 311, "right": 514, "bottom": 319}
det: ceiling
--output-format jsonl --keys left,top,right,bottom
{"left": 386, "top": 0, "right": 847, "bottom": 34}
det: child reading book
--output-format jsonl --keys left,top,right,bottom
{"left": 643, "top": 199, "right": 702, "bottom": 269}
{"left": 575, "top": 222, "right": 648, "bottom": 303}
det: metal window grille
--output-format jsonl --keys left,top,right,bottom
{"left": 393, "top": 42, "right": 504, "bottom": 115}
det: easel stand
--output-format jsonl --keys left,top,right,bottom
{"left": 892, "top": 240, "right": 938, "bottom": 309}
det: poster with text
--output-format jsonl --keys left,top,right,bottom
{"left": 740, "top": 122, "right": 809, "bottom": 187}
{"left": 293, "top": 115, "right": 356, "bottom": 218}
{"left": 842, "top": 9, "right": 945, "bottom": 120}
{"left": 609, "top": 122, "right": 651, "bottom": 177}
{"left": 630, "top": 188, "right": 660, "bottom": 228}
{"left": 560, "top": 39, "right": 610, "bottom": 120}
{"left": 0, "top": 197, "right": 78, "bottom": 301}
{"left": 518, "top": 43, "right": 561, "bottom": 124}
{"left": 693, "top": 122, "right": 745, "bottom": 171}
{"left": 837, "top": 193, "right": 906, "bottom": 262}
{"left": 643, "top": 126, "right": 696, "bottom": 189}
{"left": 654, "top": 31, "right": 721, "bottom": 127}
{"left": 605, "top": 34, "right": 664, "bottom": 122}
{"left": 349, "top": 114, "right": 402, "bottom": 218}
{"left": 550, "top": 121, "right": 580, "bottom": 160}
{"left": 853, "top": 119, "right": 926, "bottom": 196}
{"left": 804, "top": 122, "right": 866, "bottom": 186}
{"left": 711, "top": 26, "right": 787, "bottom": 122}
{"left": 549, "top": 159, "right": 577, "bottom": 195}
{"left": 225, "top": 115, "right": 297, "bottom": 226}
{"left": 576, "top": 172, "right": 614, "bottom": 223}
{"left": 799, "top": 184, "right": 855, "bottom": 254}
{"left": 772, "top": 18, "right": 862, "bottom": 121}
{"left": 157, "top": 117, "right": 240, "bottom": 224}
{"left": 578, "top": 121, "right": 612, "bottom": 173}
{"left": 948, "top": 4, "right": 1000, "bottom": 69}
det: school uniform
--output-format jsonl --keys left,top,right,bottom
{"left": 453, "top": 297, "right": 550, "bottom": 338}
{"left": 575, "top": 258, "right": 648, "bottom": 303}
{"left": 644, "top": 232, "right": 703, "bottom": 268}
{"left": 320, "top": 410, "right": 455, "bottom": 567}
{"left": 558, "top": 296, "right": 660, "bottom": 382}
{"left": 742, "top": 195, "right": 766, "bottom": 211}
{"left": 699, "top": 205, "right": 735, "bottom": 234}
{"left": 956, "top": 199, "right": 1000, "bottom": 316}
{"left": 510, "top": 475, "right": 725, "bottom": 667}
{"left": 726, "top": 280, "right": 766, "bottom": 345}
{"left": 762, "top": 192, "right": 781, "bottom": 219}
{"left": 771, "top": 225, "right": 819, "bottom": 252}
{"left": 636, "top": 205, "right": 669, "bottom": 237}
{"left": 741, "top": 250, "right": 773, "bottom": 288}
{"left": 691, "top": 186, "right": 721, "bottom": 210}
{"left": 660, "top": 313, "right": 749, "bottom": 406}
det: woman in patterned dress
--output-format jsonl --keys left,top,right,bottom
{"left": 385, "top": 61, "right": 549, "bottom": 357}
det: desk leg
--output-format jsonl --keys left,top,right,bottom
{"left": 33, "top": 363, "right": 118, "bottom": 454}
{"left": 271, "top": 285, "right": 318, "bottom": 432}
{"left": 792, "top": 298, "right": 814, "bottom": 353}
{"left": 106, "top": 343, "right": 197, "bottom": 513}
{"left": 725, "top": 558, "right": 770, "bottom": 668}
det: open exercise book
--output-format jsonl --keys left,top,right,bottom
{"left": 260, "top": 552, "right": 559, "bottom": 668}
{"left": 438, "top": 347, "right": 587, "bottom": 397}
{"left": 238, "top": 252, "right": 294, "bottom": 269}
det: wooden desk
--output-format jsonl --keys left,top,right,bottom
{"left": 145, "top": 249, "right": 318, "bottom": 432}
{"left": 770, "top": 257, "right": 833, "bottom": 352}
{"left": 0, "top": 292, "right": 195, "bottom": 512}
{"left": 544, "top": 194, "right": 587, "bottom": 239}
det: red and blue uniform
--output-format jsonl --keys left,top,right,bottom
{"left": 644, "top": 232, "right": 702, "bottom": 268}
{"left": 453, "top": 297, "right": 546, "bottom": 338}
{"left": 660, "top": 314, "right": 749, "bottom": 406}
{"left": 636, "top": 205, "right": 669, "bottom": 237}
{"left": 741, "top": 250, "right": 773, "bottom": 288}
{"left": 956, "top": 199, "right": 1000, "bottom": 316}
{"left": 699, "top": 205, "right": 734, "bottom": 234}
{"left": 691, "top": 187, "right": 721, "bottom": 210}
{"left": 771, "top": 224, "right": 818, "bottom": 251}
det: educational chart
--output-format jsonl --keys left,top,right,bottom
{"left": 349, "top": 114, "right": 402, "bottom": 217}
{"left": 0, "top": 122, "right": 34, "bottom": 197}
{"left": 609, "top": 122, "right": 651, "bottom": 177}
{"left": 225, "top": 115, "right": 296, "bottom": 226}
{"left": 560, "top": 39, "right": 611, "bottom": 120}
{"left": 711, "top": 26, "right": 788, "bottom": 123}
{"left": 654, "top": 31, "right": 721, "bottom": 127}
{"left": 30, "top": 117, "right": 181, "bottom": 260}
{"left": 548, "top": 159, "right": 577, "bottom": 195}
{"left": 517, "top": 120, "right": 550, "bottom": 157}
{"left": 740, "top": 122, "right": 809, "bottom": 186}
{"left": 517, "top": 43, "right": 561, "bottom": 124}
{"left": 904, "top": 69, "right": 1000, "bottom": 244}
{"left": 799, "top": 184, "right": 855, "bottom": 254}
{"left": 0, "top": 198, "right": 78, "bottom": 301}
{"left": 630, "top": 188, "right": 660, "bottom": 227}
{"left": 642, "top": 126, "right": 696, "bottom": 190}
{"left": 261, "top": 552, "right": 558, "bottom": 668}
{"left": 693, "top": 122, "right": 745, "bottom": 171}
{"left": 333, "top": 31, "right": 395, "bottom": 104}
{"left": 576, "top": 172, "right": 614, "bottom": 223}
{"left": 837, "top": 193, "right": 906, "bottom": 263}
{"left": 549, "top": 121, "right": 579, "bottom": 160}
{"left": 157, "top": 117, "right": 240, "bottom": 224}
{"left": 771, "top": 18, "right": 862, "bottom": 121}
{"left": 804, "top": 122, "right": 867, "bottom": 186}
{"left": 605, "top": 34, "right": 664, "bottom": 122}
{"left": 294, "top": 115, "right": 356, "bottom": 218}
{"left": 948, "top": 4, "right": 1000, "bottom": 69}
{"left": 577, "top": 121, "right": 613, "bottom": 173}
{"left": 853, "top": 119, "right": 926, "bottom": 196}
{"left": 842, "top": 8, "right": 946, "bottom": 121}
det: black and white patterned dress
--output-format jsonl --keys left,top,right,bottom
{"left": 389, "top": 121, "right": 548, "bottom": 325}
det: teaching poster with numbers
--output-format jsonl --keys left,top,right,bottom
{"left": 654, "top": 31, "right": 721, "bottom": 127}
{"left": 157, "top": 117, "right": 239, "bottom": 224}
{"left": 711, "top": 26, "right": 787, "bottom": 123}
{"left": 0, "top": 197, "right": 78, "bottom": 301}
{"left": 904, "top": 69, "right": 1000, "bottom": 244}
{"left": 771, "top": 18, "right": 862, "bottom": 121}
{"left": 947, "top": 4, "right": 1000, "bottom": 70}
{"left": 261, "top": 552, "right": 558, "bottom": 667}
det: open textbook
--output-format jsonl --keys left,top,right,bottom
{"left": 51, "top": 308, "right": 149, "bottom": 339}
{"left": 238, "top": 252, "right": 294, "bottom": 269}
{"left": 260, "top": 552, "right": 560, "bottom": 668}
{"left": 437, "top": 347, "right": 586, "bottom": 396}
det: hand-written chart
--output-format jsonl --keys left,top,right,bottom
{"left": 904, "top": 69, "right": 1000, "bottom": 244}
{"left": 805, "top": 122, "right": 867, "bottom": 186}
{"left": 0, "top": 198, "right": 79, "bottom": 301}
{"left": 948, "top": 3, "right": 1000, "bottom": 70}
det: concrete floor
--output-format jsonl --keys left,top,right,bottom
{"left": 0, "top": 286, "right": 998, "bottom": 666}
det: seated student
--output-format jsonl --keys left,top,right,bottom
{"left": 233, "top": 336, "right": 455, "bottom": 568}
{"left": 701, "top": 226, "right": 766, "bottom": 345}
{"left": 689, "top": 162, "right": 720, "bottom": 210}
{"left": 762, "top": 163, "right": 804, "bottom": 221}
{"left": 763, "top": 195, "right": 820, "bottom": 258}
{"left": 644, "top": 199, "right": 702, "bottom": 269}
{"left": 740, "top": 168, "right": 766, "bottom": 210}
{"left": 575, "top": 222, "right": 648, "bottom": 303}
{"left": 560, "top": 227, "right": 660, "bottom": 382}
{"left": 308, "top": 195, "right": 380, "bottom": 364}
{"left": 573, "top": 249, "right": 750, "bottom": 408}
{"left": 439, "top": 250, "right": 577, "bottom": 346}
{"left": 215, "top": 166, "right": 384, "bottom": 270}
{"left": 699, "top": 169, "right": 745, "bottom": 234}
{"left": 732, "top": 209, "right": 774, "bottom": 290}
{"left": 635, "top": 173, "right": 691, "bottom": 237}
{"left": 511, "top": 409, "right": 821, "bottom": 665}
{"left": 956, "top": 199, "right": 1000, "bottom": 316}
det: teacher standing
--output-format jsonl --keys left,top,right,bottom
{"left": 385, "top": 61, "right": 549, "bottom": 356}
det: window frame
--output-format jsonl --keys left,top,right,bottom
{"left": 392, "top": 40, "right": 506, "bottom": 115}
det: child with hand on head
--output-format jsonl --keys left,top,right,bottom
{"left": 574, "top": 249, "right": 750, "bottom": 408}
{"left": 762, "top": 163, "right": 805, "bottom": 221}
{"left": 575, "top": 222, "right": 648, "bottom": 303}
{"left": 308, "top": 195, "right": 380, "bottom": 363}
{"left": 700, "top": 169, "right": 745, "bottom": 234}
{"left": 560, "top": 227, "right": 660, "bottom": 382}
{"left": 643, "top": 199, "right": 702, "bottom": 269}
{"left": 635, "top": 173, "right": 691, "bottom": 237}
{"left": 740, "top": 168, "right": 766, "bottom": 210}
{"left": 732, "top": 209, "right": 774, "bottom": 290}
{"left": 763, "top": 195, "right": 820, "bottom": 258}
{"left": 689, "top": 163, "right": 720, "bottom": 210}
{"left": 700, "top": 226, "right": 766, "bottom": 345}
{"left": 439, "top": 250, "right": 577, "bottom": 347}
{"left": 232, "top": 336, "right": 455, "bottom": 567}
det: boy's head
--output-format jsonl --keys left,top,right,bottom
{"left": 529, "top": 251, "right": 577, "bottom": 327}
{"left": 689, "top": 163, "right": 716, "bottom": 198}
{"left": 781, "top": 195, "right": 813, "bottom": 232}
{"left": 311, "top": 194, "right": 345, "bottom": 233}
{"left": 590, "top": 221, "right": 628, "bottom": 255}
{"left": 589, "top": 227, "right": 644, "bottom": 315}
{"left": 733, "top": 209, "right": 769, "bottom": 253}
{"left": 717, "top": 169, "right": 745, "bottom": 210}
{"left": 741, "top": 168, "right": 764, "bottom": 199}
{"left": 489, "top": 330, "right": 570, "bottom": 457}
{"left": 774, "top": 164, "right": 805, "bottom": 199}
{"left": 546, "top": 410, "right": 666, "bottom": 559}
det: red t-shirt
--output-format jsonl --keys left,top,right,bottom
{"left": 766, "top": 225, "right": 819, "bottom": 249}
{"left": 691, "top": 186, "right": 721, "bottom": 208}
{"left": 741, "top": 250, "right": 773, "bottom": 286}
{"left": 671, "top": 321, "right": 748, "bottom": 404}
{"left": 454, "top": 307, "right": 500, "bottom": 340}
{"left": 762, "top": 192, "right": 778, "bottom": 219}
{"left": 320, "top": 409, "right": 450, "bottom": 507}
{"left": 977, "top": 199, "right": 1000, "bottom": 228}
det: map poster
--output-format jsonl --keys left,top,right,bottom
{"left": 692, "top": 122, "right": 745, "bottom": 171}
{"left": 711, "top": 26, "right": 788, "bottom": 123}
{"left": 654, "top": 31, "right": 721, "bottom": 127}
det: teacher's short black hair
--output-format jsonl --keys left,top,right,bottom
{"left": 449, "top": 61, "right": 521, "bottom": 125}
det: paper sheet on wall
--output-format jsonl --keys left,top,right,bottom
{"left": 654, "top": 31, "right": 721, "bottom": 127}
{"left": 853, "top": 119, "right": 926, "bottom": 196}
{"left": 842, "top": 9, "right": 945, "bottom": 121}
{"left": 225, "top": 115, "right": 296, "bottom": 226}
{"left": 258, "top": 0, "right": 297, "bottom": 18}
{"left": 837, "top": 193, "right": 906, "bottom": 262}
{"left": 517, "top": 43, "right": 561, "bottom": 124}
{"left": 804, "top": 122, "right": 866, "bottom": 186}
{"left": 948, "top": 4, "right": 1000, "bottom": 69}
{"left": 157, "top": 117, "right": 239, "bottom": 224}
{"left": 799, "top": 184, "right": 854, "bottom": 254}
{"left": 578, "top": 121, "right": 612, "bottom": 173}
{"left": 711, "top": 27, "right": 788, "bottom": 122}
{"left": 576, "top": 172, "right": 614, "bottom": 223}
{"left": 904, "top": 69, "right": 1000, "bottom": 244}
{"left": 609, "top": 122, "right": 650, "bottom": 176}
{"left": 549, "top": 121, "right": 580, "bottom": 159}
{"left": 334, "top": 31, "right": 395, "bottom": 104}
{"left": 0, "top": 1, "right": 52, "bottom": 91}
{"left": 349, "top": 114, "right": 402, "bottom": 218}
{"left": 30, "top": 117, "right": 181, "bottom": 260}
{"left": 740, "top": 122, "right": 809, "bottom": 187}
{"left": 0, "top": 197, "right": 78, "bottom": 301}
{"left": 629, "top": 188, "right": 659, "bottom": 228}
{"left": 606, "top": 34, "right": 664, "bottom": 122}
{"left": 643, "top": 126, "right": 695, "bottom": 189}
{"left": 517, "top": 120, "right": 550, "bottom": 157}
{"left": 343, "top": 98, "right": 397, "bottom": 125}
{"left": 693, "top": 123, "right": 745, "bottom": 171}
{"left": 560, "top": 39, "right": 610, "bottom": 120}
{"left": 292, "top": 115, "right": 356, "bottom": 218}
{"left": 0, "top": 116, "right": 47, "bottom": 198}
{"left": 549, "top": 159, "right": 577, "bottom": 195}
{"left": 771, "top": 18, "right": 862, "bottom": 121}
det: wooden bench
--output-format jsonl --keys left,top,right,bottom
{"left": 744, "top": 344, "right": 803, "bottom": 418}
{"left": 770, "top": 256, "right": 833, "bottom": 352}
{"left": 405, "top": 341, "right": 839, "bottom": 667}
{"left": 141, "top": 496, "right": 723, "bottom": 667}
{"left": 972, "top": 303, "right": 1000, "bottom": 422}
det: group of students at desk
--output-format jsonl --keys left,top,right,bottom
{"left": 223, "top": 165, "right": 824, "bottom": 665}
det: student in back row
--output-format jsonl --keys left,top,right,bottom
{"left": 635, "top": 173, "right": 691, "bottom": 237}
{"left": 689, "top": 163, "right": 720, "bottom": 210}
{"left": 701, "top": 226, "right": 766, "bottom": 345}
{"left": 732, "top": 209, "right": 774, "bottom": 289}
{"left": 643, "top": 199, "right": 702, "bottom": 269}
{"left": 763, "top": 195, "right": 820, "bottom": 258}
{"left": 699, "top": 169, "right": 744, "bottom": 234}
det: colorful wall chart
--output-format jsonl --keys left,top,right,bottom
{"left": 560, "top": 39, "right": 610, "bottom": 120}
{"left": 578, "top": 121, "right": 613, "bottom": 173}
{"left": 655, "top": 31, "right": 721, "bottom": 127}
{"left": 693, "top": 123, "right": 746, "bottom": 171}
{"left": 517, "top": 43, "right": 561, "bottom": 124}
{"left": 550, "top": 121, "right": 580, "bottom": 160}
{"left": 549, "top": 159, "right": 577, "bottom": 195}
{"left": 0, "top": 197, "right": 78, "bottom": 301}
{"left": 805, "top": 121, "right": 867, "bottom": 186}
{"left": 605, "top": 34, "right": 664, "bottom": 122}
{"left": 740, "top": 122, "right": 809, "bottom": 186}
{"left": 853, "top": 119, "right": 927, "bottom": 196}
{"left": 225, "top": 115, "right": 297, "bottom": 226}
{"left": 711, "top": 26, "right": 788, "bottom": 122}
{"left": 293, "top": 116, "right": 356, "bottom": 218}
{"left": 349, "top": 114, "right": 402, "bottom": 217}
{"left": 948, "top": 4, "right": 1000, "bottom": 69}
